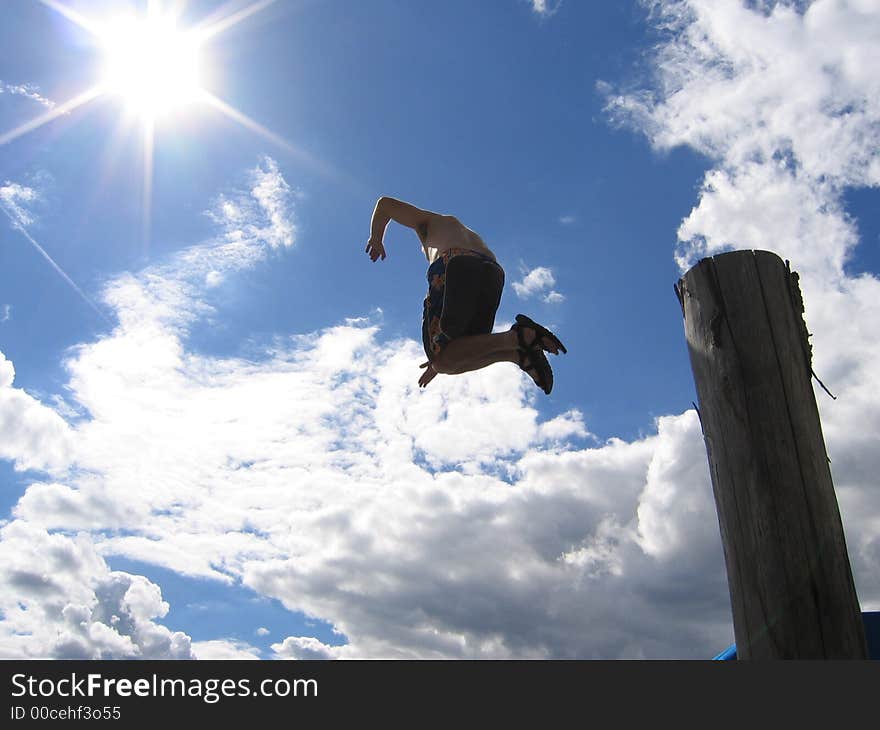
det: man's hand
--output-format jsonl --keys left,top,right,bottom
{"left": 418, "top": 361, "right": 438, "bottom": 388}
{"left": 365, "top": 237, "right": 386, "bottom": 262}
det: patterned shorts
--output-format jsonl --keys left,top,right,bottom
{"left": 422, "top": 248, "right": 505, "bottom": 359}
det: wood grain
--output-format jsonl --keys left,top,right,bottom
{"left": 679, "top": 250, "right": 867, "bottom": 659}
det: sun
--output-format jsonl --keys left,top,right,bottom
{"left": 99, "top": 14, "right": 202, "bottom": 121}
{"left": 4, "top": 0, "right": 304, "bottom": 248}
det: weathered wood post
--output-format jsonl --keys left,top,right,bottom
{"left": 676, "top": 250, "right": 867, "bottom": 659}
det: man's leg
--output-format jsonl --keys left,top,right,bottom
{"left": 432, "top": 329, "right": 520, "bottom": 375}
{"left": 426, "top": 255, "right": 557, "bottom": 391}
{"left": 438, "top": 255, "right": 484, "bottom": 341}
{"left": 432, "top": 328, "right": 554, "bottom": 394}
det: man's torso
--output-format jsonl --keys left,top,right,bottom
{"left": 420, "top": 215, "right": 496, "bottom": 264}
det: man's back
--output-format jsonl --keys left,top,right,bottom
{"left": 419, "top": 214, "right": 496, "bottom": 264}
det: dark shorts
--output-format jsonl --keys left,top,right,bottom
{"left": 422, "top": 248, "right": 505, "bottom": 359}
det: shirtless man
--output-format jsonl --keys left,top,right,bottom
{"left": 366, "top": 196, "right": 566, "bottom": 393}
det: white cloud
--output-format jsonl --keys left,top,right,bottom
{"left": 0, "top": 351, "right": 73, "bottom": 473}
{"left": 209, "top": 156, "right": 296, "bottom": 251}
{"left": 5, "top": 273, "right": 733, "bottom": 659}
{"left": 272, "top": 636, "right": 344, "bottom": 660}
{"left": 511, "top": 266, "right": 565, "bottom": 304}
{"left": 528, "top": 0, "right": 562, "bottom": 17}
{"left": 674, "top": 163, "right": 857, "bottom": 275}
{"left": 0, "top": 82, "right": 54, "bottom": 109}
{"left": 604, "top": 0, "right": 880, "bottom": 276}
{"left": 636, "top": 411, "right": 717, "bottom": 560}
{"left": 1, "top": 305, "right": 10, "bottom": 323}
{"left": 513, "top": 266, "right": 554, "bottom": 297}
{"left": 205, "top": 270, "right": 224, "bottom": 288}
{"left": 0, "top": 521, "right": 193, "bottom": 659}
{"left": 1, "top": 350, "right": 15, "bottom": 390}
{"left": 4, "top": 48, "right": 879, "bottom": 667}
{"left": 559, "top": 215, "right": 576, "bottom": 225}
{"left": 192, "top": 639, "right": 261, "bottom": 660}
{"left": 28, "top": 292, "right": 735, "bottom": 658}
{"left": 0, "top": 156, "right": 744, "bottom": 659}
{"left": 537, "top": 409, "right": 591, "bottom": 442}
{"left": 256, "top": 626, "right": 270, "bottom": 636}
{"left": 0, "top": 182, "right": 38, "bottom": 229}
{"left": 92, "top": 156, "right": 297, "bottom": 339}
{"left": 604, "top": 0, "right": 880, "bottom": 615}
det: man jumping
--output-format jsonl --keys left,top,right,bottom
{"left": 366, "top": 196, "right": 566, "bottom": 393}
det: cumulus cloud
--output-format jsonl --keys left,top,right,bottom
{"left": 537, "top": 409, "right": 591, "bottom": 443}
{"left": 0, "top": 351, "right": 73, "bottom": 473}
{"left": 0, "top": 151, "right": 800, "bottom": 660}
{"left": 2, "top": 188, "right": 735, "bottom": 659}
{"left": 13, "top": 296, "right": 732, "bottom": 658}
{"left": 192, "top": 639, "right": 261, "bottom": 660}
{"left": 271, "top": 636, "right": 344, "bottom": 660}
{"left": 604, "top": 0, "right": 880, "bottom": 612}
{"left": 604, "top": 0, "right": 880, "bottom": 274}
{"left": 0, "top": 521, "right": 192, "bottom": 659}
{"left": 1, "top": 304, "right": 10, "bottom": 323}
{"left": 512, "top": 266, "right": 565, "bottom": 304}
{"left": 4, "top": 29, "right": 879, "bottom": 663}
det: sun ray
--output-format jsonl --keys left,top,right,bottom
{"left": 0, "top": 204, "right": 110, "bottom": 324}
{"left": 167, "top": 0, "right": 189, "bottom": 18}
{"left": 23, "top": 0, "right": 366, "bottom": 253}
{"left": 142, "top": 120, "right": 155, "bottom": 256}
{"left": 193, "top": 0, "right": 278, "bottom": 44}
{"left": 37, "top": 0, "right": 102, "bottom": 37}
{"left": 199, "top": 91, "right": 357, "bottom": 187}
{"left": 90, "top": 117, "right": 143, "bottom": 222}
{"left": 199, "top": 90, "right": 294, "bottom": 153}
{"left": 0, "top": 85, "right": 104, "bottom": 146}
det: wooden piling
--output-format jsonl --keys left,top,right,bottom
{"left": 676, "top": 250, "right": 867, "bottom": 659}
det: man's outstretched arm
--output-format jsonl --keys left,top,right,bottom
{"left": 366, "top": 196, "right": 436, "bottom": 261}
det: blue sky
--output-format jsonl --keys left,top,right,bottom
{"left": 1, "top": 0, "right": 878, "bottom": 660}
{"left": 1, "top": 0, "right": 707, "bottom": 438}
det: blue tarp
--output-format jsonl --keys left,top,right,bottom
{"left": 713, "top": 611, "right": 880, "bottom": 660}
